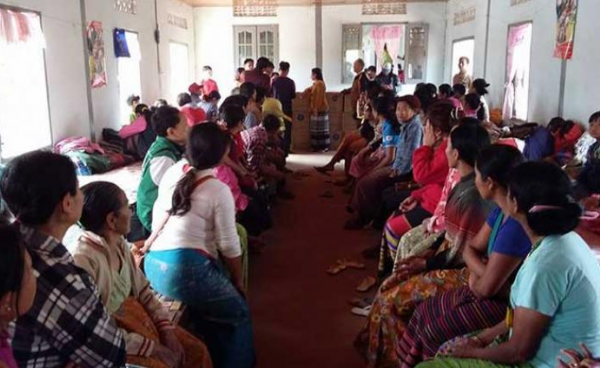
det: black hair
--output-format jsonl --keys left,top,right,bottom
{"left": 472, "top": 79, "right": 489, "bottom": 96}
{"left": 221, "top": 105, "right": 246, "bottom": 130}
{"left": 255, "top": 86, "right": 267, "bottom": 104}
{"left": 453, "top": 84, "right": 467, "bottom": 97}
{"left": 426, "top": 83, "right": 438, "bottom": 97}
{"left": 243, "top": 58, "right": 254, "bottom": 65}
{"left": 366, "top": 81, "right": 383, "bottom": 101}
{"left": 279, "top": 61, "right": 290, "bottom": 71}
{"left": 220, "top": 95, "right": 249, "bottom": 113}
{"left": 464, "top": 93, "right": 485, "bottom": 121}
{"left": 0, "top": 151, "right": 78, "bottom": 226}
{"left": 355, "top": 58, "right": 365, "bottom": 67}
{"left": 450, "top": 123, "right": 491, "bottom": 167}
{"left": 170, "top": 123, "right": 230, "bottom": 216}
{"left": 476, "top": 144, "right": 524, "bottom": 188}
{"left": 204, "top": 91, "right": 221, "bottom": 102}
{"left": 589, "top": 111, "right": 600, "bottom": 124}
{"left": 126, "top": 94, "right": 140, "bottom": 106}
{"left": 80, "top": 182, "right": 126, "bottom": 234}
{"left": 151, "top": 105, "right": 182, "bottom": 137}
{"left": 547, "top": 117, "right": 575, "bottom": 137}
{"left": 311, "top": 67, "right": 324, "bottom": 81}
{"left": 366, "top": 66, "right": 377, "bottom": 73}
{"left": 262, "top": 114, "right": 282, "bottom": 133}
{"left": 256, "top": 57, "right": 270, "bottom": 70}
{"left": 236, "top": 67, "right": 245, "bottom": 74}
{"left": 177, "top": 92, "right": 192, "bottom": 107}
{"left": 202, "top": 65, "right": 212, "bottom": 71}
{"left": 426, "top": 101, "right": 455, "bottom": 134}
{"left": 0, "top": 222, "right": 26, "bottom": 311}
{"left": 373, "top": 96, "right": 400, "bottom": 132}
{"left": 267, "top": 61, "right": 275, "bottom": 69}
{"left": 507, "top": 161, "right": 581, "bottom": 235}
{"left": 439, "top": 84, "right": 453, "bottom": 98}
{"left": 239, "top": 82, "right": 256, "bottom": 100}
{"left": 414, "top": 87, "right": 436, "bottom": 114}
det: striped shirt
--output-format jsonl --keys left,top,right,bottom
{"left": 10, "top": 226, "right": 126, "bottom": 368}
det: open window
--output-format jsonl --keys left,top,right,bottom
{"left": 169, "top": 41, "right": 190, "bottom": 103}
{"left": 451, "top": 38, "right": 475, "bottom": 82}
{"left": 117, "top": 30, "right": 142, "bottom": 125}
{"left": 341, "top": 23, "right": 428, "bottom": 86}
{"left": 503, "top": 22, "right": 532, "bottom": 121}
{"left": 0, "top": 7, "right": 52, "bottom": 160}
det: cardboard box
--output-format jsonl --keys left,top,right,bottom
{"left": 329, "top": 112, "right": 343, "bottom": 132}
{"left": 343, "top": 94, "right": 355, "bottom": 113}
{"left": 292, "top": 111, "right": 310, "bottom": 151}
{"left": 326, "top": 92, "right": 344, "bottom": 113}
{"left": 343, "top": 112, "right": 358, "bottom": 132}
{"left": 292, "top": 94, "right": 309, "bottom": 112}
{"left": 330, "top": 130, "right": 345, "bottom": 150}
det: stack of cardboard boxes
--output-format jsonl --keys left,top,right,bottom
{"left": 290, "top": 92, "right": 360, "bottom": 151}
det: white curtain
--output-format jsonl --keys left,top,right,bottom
{"left": 503, "top": 23, "right": 532, "bottom": 121}
{"left": 0, "top": 9, "right": 45, "bottom": 47}
{"left": 371, "top": 25, "right": 403, "bottom": 71}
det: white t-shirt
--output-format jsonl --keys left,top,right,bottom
{"left": 151, "top": 160, "right": 241, "bottom": 259}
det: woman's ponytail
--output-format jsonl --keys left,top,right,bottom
{"left": 170, "top": 169, "right": 197, "bottom": 216}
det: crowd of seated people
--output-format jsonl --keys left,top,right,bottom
{"left": 316, "top": 59, "right": 600, "bottom": 368}
{"left": 0, "top": 57, "right": 302, "bottom": 368}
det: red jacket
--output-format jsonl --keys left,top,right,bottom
{"left": 410, "top": 139, "right": 450, "bottom": 214}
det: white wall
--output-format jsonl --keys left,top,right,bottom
{"left": 321, "top": 2, "right": 447, "bottom": 91}
{"left": 194, "top": 6, "right": 316, "bottom": 94}
{"left": 0, "top": 0, "right": 195, "bottom": 144}
{"left": 444, "top": 0, "right": 600, "bottom": 125}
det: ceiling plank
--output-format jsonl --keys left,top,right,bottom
{"left": 181, "top": 0, "right": 446, "bottom": 7}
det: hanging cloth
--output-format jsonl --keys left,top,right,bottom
{"left": 113, "top": 28, "right": 130, "bottom": 57}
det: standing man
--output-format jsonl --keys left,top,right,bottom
{"left": 241, "top": 57, "right": 271, "bottom": 95}
{"left": 271, "top": 61, "right": 296, "bottom": 154}
{"left": 376, "top": 63, "right": 400, "bottom": 95}
{"left": 200, "top": 65, "right": 219, "bottom": 97}
{"left": 343, "top": 58, "right": 369, "bottom": 118}
{"left": 453, "top": 56, "right": 472, "bottom": 89}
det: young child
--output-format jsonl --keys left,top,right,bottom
{"left": 201, "top": 66, "right": 219, "bottom": 97}
{"left": 0, "top": 151, "right": 126, "bottom": 367}
{"left": 199, "top": 91, "right": 222, "bottom": 123}
{"left": 136, "top": 106, "right": 189, "bottom": 233}
{"left": 127, "top": 94, "right": 141, "bottom": 124}
{"left": 0, "top": 223, "right": 36, "bottom": 368}
{"left": 74, "top": 182, "right": 212, "bottom": 368}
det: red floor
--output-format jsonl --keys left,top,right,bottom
{"left": 248, "top": 152, "right": 378, "bottom": 368}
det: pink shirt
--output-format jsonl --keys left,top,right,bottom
{"left": 201, "top": 79, "right": 219, "bottom": 96}
{"left": 425, "top": 168, "right": 461, "bottom": 234}
{"left": 0, "top": 332, "right": 18, "bottom": 368}
{"left": 213, "top": 164, "right": 249, "bottom": 212}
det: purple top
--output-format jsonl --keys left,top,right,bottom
{"left": 0, "top": 331, "right": 18, "bottom": 368}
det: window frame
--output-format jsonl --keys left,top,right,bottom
{"left": 168, "top": 40, "right": 190, "bottom": 103}
{"left": 116, "top": 29, "right": 142, "bottom": 125}
{"left": 233, "top": 25, "right": 279, "bottom": 68}
{"left": 0, "top": 4, "right": 52, "bottom": 162}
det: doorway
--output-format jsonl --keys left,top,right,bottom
{"left": 451, "top": 38, "right": 475, "bottom": 82}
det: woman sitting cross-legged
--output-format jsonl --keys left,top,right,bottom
{"left": 144, "top": 123, "right": 255, "bottom": 368}
{"left": 355, "top": 122, "right": 494, "bottom": 368}
{"left": 73, "top": 182, "right": 212, "bottom": 368}
{"left": 394, "top": 144, "right": 530, "bottom": 368}
{"left": 419, "top": 161, "right": 600, "bottom": 368}
{"left": 314, "top": 101, "right": 376, "bottom": 178}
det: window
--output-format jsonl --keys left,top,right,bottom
{"left": 503, "top": 22, "right": 532, "bottom": 121}
{"left": 342, "top": 23, "right": 428, "bottom": 86}
{"left": 0, "top": 8, "right": 51, "bottom": 160}
{"left": 233, "top": 25, "right": 279, "bottom": 68}
{"left": 451, "top": 38, "right": 475, "bottom": 81}
{"left": 169, "top": 42, "right": 190, "bottom": 103}
{"left": 117, "top": 31, "right": 142, "bottom": 124}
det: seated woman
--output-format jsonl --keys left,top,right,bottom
{"left": 73, "top": 182, "right": 212, "bottom": 368}
{"left": 547, "top": 117, "right": 583, "bottom": 166}
{"left": 575, "top": 112, "right": 600, "bottom": 198}
{"left": 345, "top": 96, "right": 401, "bottom": 229}
{"left": 395, "top": 145, "right": 529, "bottom": 368}
{"left": 314, "top": 102, "right": 376, "bottom": 177}
{"left": 420, "top": 161, "right": 600, "bottom": 368}
{"left": 0, "top": 223, "right": 36, "bottom": 368}
{"left": 379, "top": 102, "right": 454, "bottom": 250}
{"left": 356, "top": 123, "right": 493, "bottom": 368}
{"left": 144, "top": 123, "right": 255, "bottom": 368}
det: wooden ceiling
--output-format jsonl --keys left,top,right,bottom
{"left": 181, "top": 0, "right": 446, "bottom": 7}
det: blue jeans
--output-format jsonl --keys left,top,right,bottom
{"left": 145, "top": 249, "right": 255, "bottom": 368}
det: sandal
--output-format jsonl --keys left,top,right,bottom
{"left": 348, "top": 297, "right": 373, "bottom": 308}
{"left": 351, "top": 305, "right": 372, "bottom": 317}
{"left": 327, "top": 260, "right": 348, "bottom": 275}
{"left": 356, "top": 276, "right": 377, "bottom": 292}
{"left": 343, "top": 259, "right": 366, "bottom": 270}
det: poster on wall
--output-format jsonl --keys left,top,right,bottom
{"left": 554, "top": 0, "right": 578, "bottom": 60}
{"left": 87, "top": 21, "right": 107, "bottom": 88}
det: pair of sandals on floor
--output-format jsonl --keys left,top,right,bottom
{"left": 327, "top": 258, "right": 378, "bottom": 294}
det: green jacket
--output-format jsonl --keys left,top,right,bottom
{"left": 136, "top": 137, "right": 184, "bottom": 231}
